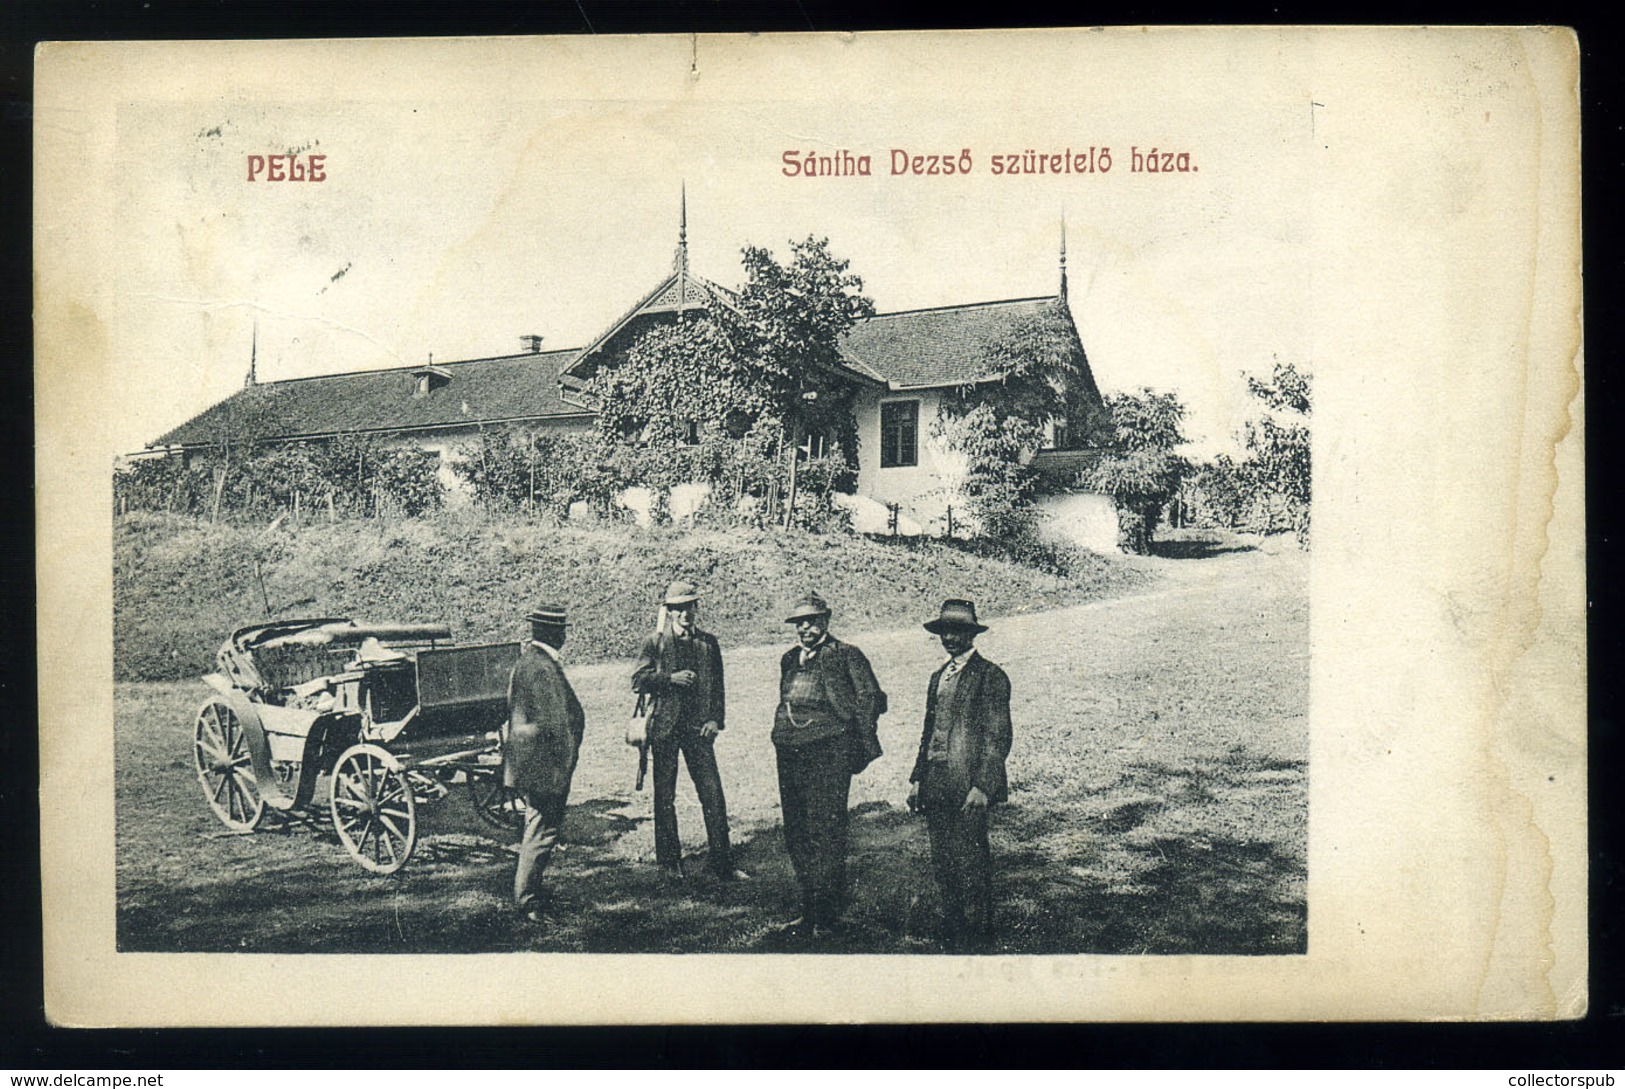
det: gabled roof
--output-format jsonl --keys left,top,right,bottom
{"left": 836, "top": 295, "right": 1072, "bottom": 390}
{"left": 560, "top": 265, "right": 738, "bottom": 381}
{"left": 151, "top": 349, "right": 588, "bottom": 449}
{"left": 149, "top": 289, "right": 1093, "bottom": 451}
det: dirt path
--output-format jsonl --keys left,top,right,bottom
{"left": 116, "top": 543, "right": 1308, "bottom": 955}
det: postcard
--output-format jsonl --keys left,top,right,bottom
{"left": 35, "top": 27, "right": 1583, "bottom": 1024}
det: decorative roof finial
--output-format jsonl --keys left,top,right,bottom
{"left": 674, "top": 182, "right": 689, "bottom": 275}
{"left": 1058, "top": 211, "right": 1068, "bottom": 303}
{"left": 245, "top": 320, "right": 258, "bottom": 387}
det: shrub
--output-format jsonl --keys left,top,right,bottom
{"left": 1184, "top": 363, "right": 1311, "bottom": 546}
{"left": 1081, "top": 389, "right": 1190, "bottom": 553}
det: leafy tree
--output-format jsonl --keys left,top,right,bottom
{"left": 934, "top": 302, "right": 1107, "bottom": 543}
{"left": 934, "top": 402, "right": 1043, "bottom": 542}
{"left": 371, "top": 448, "right": 445, "bottom": 517}
{"left": 1239, "top": 361, "right": 1311, "bottom": 543}
{"left": 736, "top": 235, "right": 876, "bottom": 409}
{"left": 1082, "top": 388, "right": 1189, "bottom": 553}
{"left": 1249, "top": 359, "right": 1311, "bottom": 415}
{"left": 1182, "top": 362, "right": 1311, "bottom": 544}
{"left": 115, "top": 454, "right": 212, "bottom": 515}
{"left": 735, "top": 236, "right": 874, "bottom": 525}
{"left": 578, "top": 236, "right": 872, "bottom": 529}
{"left": 203, "top": 383, "right": 285, "bottom": 522}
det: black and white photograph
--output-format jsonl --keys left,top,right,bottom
{"left": 36, "top": 28, "right": 1583, "bottom": 1024}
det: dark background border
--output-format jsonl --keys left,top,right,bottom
{"left": 2, "top": 0, "right": 1617, "bottom": 1069}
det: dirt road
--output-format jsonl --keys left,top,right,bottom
{"left": 116, "top": 541, "right": 1308, "bottom": 955}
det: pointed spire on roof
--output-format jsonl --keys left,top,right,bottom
{"left": 245, "top": 320, "right": 258, "bottom": 387}
{"left": 1058, "top": 211, "right": 1068, "bottom": 303}
{"left": 674, "top": 182, "right": 689, "bottom": 275}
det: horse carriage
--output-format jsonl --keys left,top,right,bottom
{"left": 192, "top": 617, "right": 525, "bottom": 874}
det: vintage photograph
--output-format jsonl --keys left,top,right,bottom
{"left": 112, "top": 194, "right": 1310, "bottom": 956}
{"left": 39, "top": 29, "right": 1582, "bottom": 1023}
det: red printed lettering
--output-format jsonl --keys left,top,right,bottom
{"left": 246, "top": 153, "right": 327, "bottom": 182}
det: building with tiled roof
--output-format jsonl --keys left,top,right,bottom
{"left": 148, "top": 208, "right": 1115, "bottom": 545}
{"left": 154, "top": 349, "right": 591, "bottom": 449}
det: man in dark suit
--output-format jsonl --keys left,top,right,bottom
{"left": 908, "top": 598, "right": 1012, "bottom": 951}
{"left": 504, "top": 602, "right": 586, "bottom": 923}
{"left": 632, "top": 579, "right": 745, "bottom": 882}
{"left": 773, "top": 592, "right": 886, "bottom": 938}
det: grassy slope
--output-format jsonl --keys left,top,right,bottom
{"left": 114, "top": 511, "right": 1144, "bottom": 681}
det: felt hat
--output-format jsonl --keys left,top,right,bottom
{"left": 663, "top": 580, "right": 701, "bottom": 607}
{"left": 525, "top": 602, "right": 569, "bottom": 627}
{"left": 783, "top": 592, "right": 832, "bottom": 624}
{"left": 923, "top": 598, "right": 988, "bottom": 635}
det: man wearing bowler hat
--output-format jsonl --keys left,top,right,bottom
{"left": 773, "top": 592, "right": 886, "bottom": 938}
{"left": 505, "top": 602, "right": 586, "bottom": 923}
{"left": 908, "top": 598, "right": 1012, "bottom": 951}
{"left": 632, "top": 579, "right": 744, "bottom": 881}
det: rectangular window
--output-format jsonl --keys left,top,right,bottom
{"left": 880, "top": 400, "right": 919, "bottom": 468}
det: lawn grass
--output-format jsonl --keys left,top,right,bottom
{"left": 116, "top": 539, "right": 1307, "bottom": 956}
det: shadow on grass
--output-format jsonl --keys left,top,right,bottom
{"left": 998, "top": 806, "right": 1306, "bottom": 955}
{"left": 1149, "top": 536, "right": 1258, "bottom": 560}
{"left": 119, "top": 783, "right": 1304, "bottom": 956}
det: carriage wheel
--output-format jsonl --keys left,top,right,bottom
{"left": 194, "top": 698, "right": 265, "bottom": 832}
{"left": 467, "top": 769, "right": 527, "bottom": 832}
{"left": 329, "top": 744, "right": 417, "bottom": 875}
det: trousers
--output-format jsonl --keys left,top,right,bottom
{"left": 651, "top": 728, "right": 732, "bottom": 874}
{"left": 775, "top": 733, "right": 853, "bottom": 926}
{"left": 513, "top": 789, "right": 568, "bottom": 911}
{"left": 923, "top": 780, "right": 993, "bottom": 946}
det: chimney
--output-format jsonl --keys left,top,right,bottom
{"left": 521, "top": 334, "right": 545, "bottom": 354}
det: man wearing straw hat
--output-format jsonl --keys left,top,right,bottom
{"left": 773, "top": 592, "right": 886, "bottom": 938}
{"left": 907, "top": 598, "right": 1012, "bottom": 951}
{"left": 632, "top": 579, "right": 744, "bottom": 882}
{"left": 505, "top": 602, "right": 586, "bottom": 924}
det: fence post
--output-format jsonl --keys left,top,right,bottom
{"left": 945, "top": 504, "right": 955, "bottom": 539}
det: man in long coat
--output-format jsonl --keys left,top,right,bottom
{"left": 504, "top": 602, "right": 586, "bottom": 922}
{"left": 773, "top": 592, "right": 885, "bottom": 938}
{"left": 907, "top": 598, "right": 1012, "bottom": 951}
{"left": 632, "top": 579, "right": 744, "bottom": 881}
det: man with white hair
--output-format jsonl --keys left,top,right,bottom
{"left": 632, "top": 579, "right": 745, "bottom": 882}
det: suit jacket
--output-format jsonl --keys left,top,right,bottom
{"left": 504, "top": 641, "right": 586, "bottom": 796}
{"left": 910, "top": 652, "right": 1012, "bottom": 805}
{"left": 774, "top": 636, "right": 886, "bottom": 770}
{"left": 631, "top": 629, "right": 725, "bottom": 742}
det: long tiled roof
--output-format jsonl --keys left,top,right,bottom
{"left": 152, "top": 349, "right": 587, "bottom": 448}
{"left": 152, "top": 292, "right": 1088, "bottom": 449}
{"left": 836, "top": 296, "right": 1070, "bottom": 389}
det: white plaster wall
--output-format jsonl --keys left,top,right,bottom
{"left": 852, "top": 387, "right": 969, "bottom": 533}
{"left": 1036, "top": 491, "right": 1121, "bottom": 553}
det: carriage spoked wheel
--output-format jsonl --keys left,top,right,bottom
{"left": 329, "top": 743, "right": 417, "bottom": 874}
{"left": 193, "top": 699, "right": 265, "bottom": 832}
{"left": 467, "top": 769, "right": 527, "bottom": 832}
